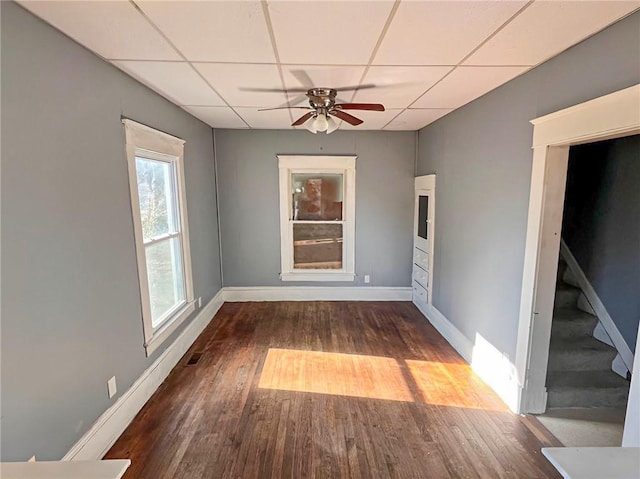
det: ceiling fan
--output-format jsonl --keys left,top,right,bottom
{"left": 259, "top": 87, "right": 385, "bottom": 134}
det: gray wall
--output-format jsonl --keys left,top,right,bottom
{"left": 563, "top": 136, "right": 640, "bottom": 353}
{"left": 1, "top": 2, "right": 222, "bottom": 461}
{"left": 416, "top": 11, "right": 640, "bottom": 360}
{"left": 215, "top": 130, "right": 415, "bottom": 287}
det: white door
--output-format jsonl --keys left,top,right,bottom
{"left": 413, "top": 175, "right": 435, "bottom": 308}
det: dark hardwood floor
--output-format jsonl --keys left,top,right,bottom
{"left": 105, "top": 301, "right": 561, "bottom": 478}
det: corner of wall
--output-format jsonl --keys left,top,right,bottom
{"left": 212, "top": 128, "right": 224, "bottom": 288}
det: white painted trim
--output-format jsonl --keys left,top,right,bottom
{"left": 144, "top": 301, "right": 195, "bottom": 356}
{"left": 560, "top": 240, "right": 633, "bottom": 373}
{"left": 63, "top": 291, "right": 225, "bottom": 461}
{"left": 623, "top": 326, "right": 640, "bottom": 446}
{"left": 277, "top": 155, "right": 357, "bottom": 282}
{"left": 417, "top": 304, "right": 473, "bottom": 363}
{"left": 531, "top": 85, "right": 640, "bottom": 148}
{"left": 223, "top": 286, "right": 412, "bottom": 302}
{"left": 593, "top": 321, "right": 614, "bottom": 348}
{"left": 122, "top": 120, "right": 195, "bottom": 356}
{"left": 517, "top": 84, "right": 640, "bottom": 414}
{"left": 414, "top": 303, "right": 521, "bottom": 412}
{"left": 122, "top": 119, "right": 184, "bottom": 154}
{"left": 612, "top": 354, "right": 629, "bottom": 379}
{"left": 277, "top": 155, "right": 356, "bottom": 170}
{"left": 413, "top": 175, "right": 436, "bottom": 304}
{"left": 414, "top": 174, "right": 435, "bottom": 190}
{"left": 517, "top": 145, "right": 569, "bottom": 414}
{"left": 280, "top": 272, "right": 356, "bottom": 282}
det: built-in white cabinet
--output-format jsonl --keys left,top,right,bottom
{"left": 412, "top": 175, "right": 435, "bottom": 310}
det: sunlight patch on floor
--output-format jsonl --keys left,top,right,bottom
{"left": 258, "top": 348, "right": 507, "bottom": 411}
{"left": 258, "top": 348, "right": 413, "bottom": 402}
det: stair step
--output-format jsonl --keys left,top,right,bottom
{"left": 546, "top": 370, "right": 630, "bottom": 408}
{"left": 547, "top": 336, "right": 617, "bottom": 371}
{"left": 551, "top": 307, "right": 598, "bottom": 339}
{"left": 554, "top": 283, "right": 581, "bottom": 308}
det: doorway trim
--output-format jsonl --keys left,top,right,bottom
{"left": 515, "top": 84, "right": 640, "bottom": 414}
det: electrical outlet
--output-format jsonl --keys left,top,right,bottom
{"left": 364, "top": 275, "right": 370, "bottom": 284}
{"left": 107, "top": 376, "right": 117, "bottom": 399}
{"left": 198, "top": 297, "right": 202, "bottom": 308}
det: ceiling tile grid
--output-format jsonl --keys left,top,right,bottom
{"left": 18, "top": 0, "right": 639, "bottom": 132}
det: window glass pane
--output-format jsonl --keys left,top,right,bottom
{"left": 136, "top": 157, "right": 178, "bottom": 242}
{"left": 293, "top": 223, "right": 342, "bottom": 269}
{"left": 418, "top": 195, "right": 428, "bottom": 240}
{"left": 292, "top": 173, "right": 343, "bottom": 221}
{"left": 145, "top": 237, "right": 185, "bottom": 326}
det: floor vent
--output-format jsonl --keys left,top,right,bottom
{"left": 186, "top": 352, "right": 203, "bottom": 366}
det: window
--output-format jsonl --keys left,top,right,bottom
{"left": 123, "top": 119, "right": 194, "bottom": 355}
{"left": 278, "top": 155, "right": 356, "bottom": 281}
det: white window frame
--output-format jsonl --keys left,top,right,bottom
{"left": 123, "top": 119, "right": 195, "bottom": 356}
{"left": 277, "top": 155, "right": 356, "bottom": 282}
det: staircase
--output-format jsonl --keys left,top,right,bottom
{"left": 545, "top": 259, "right": 630, "bottom": 409}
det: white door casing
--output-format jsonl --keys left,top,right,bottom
{"left": 516, "top": 84, "right": 640, "bottom": 414}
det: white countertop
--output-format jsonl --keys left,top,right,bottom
{"left": 0, "top": 460, "right": 131, "bottom": 479}
{"left": 542, "top": 447, "right": 640, "bottom": 479}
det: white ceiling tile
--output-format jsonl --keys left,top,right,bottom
{"left": 235, "top": 107, "right": 295, "bottom": 129}
{"left": 113, "top": 61, "right": 225, "bottom": 106}
{"left": 384, "top": 109, "right": 454, "bottom": 131}
{"left": 412, "top": 66, "right": 528, "bottom": 109}
{"left": 268, "top": 1, "right": 395, "bottom": 64}
{"left": 194, "top": 63, "right": 286, "bottom": 108}
{"left": 18, "top": 1, "right": 180, "bottom": 60}
{"left": 136, "top": 1, "right": 275, "bottom": 63}
{"left": 281, "top": 66, "right": 367, "bottom": 103}
{"left": 464, "top": 1, "right": 639, "bottom": 66}
{"left": 183, "top": 107, "right": 249, "bottom": 129}
{"left": 354, "top": 66, "right": 453, "bottom": 108}
{"left": 336, "top": 109, "right": 404, "bottom": 131}
{"left": 374, "top": 1, "right": 528, "bottom": 65}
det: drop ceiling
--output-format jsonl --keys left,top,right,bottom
{"left": 19, "top": 1, "right": 639, "bottom": 131}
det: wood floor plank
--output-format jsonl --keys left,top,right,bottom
{"left": 105, "top": 301, "right": 561, "bottom": 478}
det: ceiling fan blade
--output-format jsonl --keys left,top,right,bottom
{"left": 289, "top": 69, "right": 314, "bottom": 88}
{"left": 258, "top": 106, "right": 312, "bottom": 111}
{"left": 330, "top": 110, "right": 363, "bottom": 126}
{"left": 292, "top": 111, "right": 315, "bottom": 126}
{"left": 335, "top": 103, "right": 385, "bottom": 111}
{"left": 239, "top": 86, "right": 312, "bottom": 94}
{"left": 332, "top": 83, "right": 377, "bottom": 92}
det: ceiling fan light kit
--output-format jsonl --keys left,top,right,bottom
{"left": 259, "top": 87, "right": 385, "bottom": 134}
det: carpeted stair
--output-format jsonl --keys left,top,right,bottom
{"left": 545, "top": 259, "right": 630, "bottom": 409}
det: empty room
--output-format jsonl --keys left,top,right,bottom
{"left": 2, "top": 1, "right": 639, "bottom": 478}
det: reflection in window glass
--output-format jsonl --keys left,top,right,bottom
{"left": 145, "top": 237, "right": 185, "bottom": 326}
{"left": 292, "top": 173, "right": 343, "bottom": 221}
{"left": 293, "top": 223, "right": 343, "bottom": 269}
{"left": 136, "top": 157, "right": 177, "bottom": 241}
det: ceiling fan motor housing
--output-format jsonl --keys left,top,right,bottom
{"left": 307, "top": 88, "right": 337, "bottom": 110}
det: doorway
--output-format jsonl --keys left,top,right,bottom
{"left": 514, "top": 85, "right": 640, "bottom": 424}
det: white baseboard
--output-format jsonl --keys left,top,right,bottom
{"left": 416, "top": 302, "right": 473, "bottom": 363}
{"left": 223, "top": 286, "right": 412, "bottom": 302}
{"left": 560, "top": 240, "right": 634, "bottom": 373}
{"left": 63, "top": 290, "right": 225, "bottom": 461}
{"left": 415, "top": 301, "right": 521, "bottom": 412}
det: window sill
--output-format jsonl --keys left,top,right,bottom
{"left": 280, "top": 272, "right": 355, "bottom": 282}
{"left": 144, "top": 301, "right": 196, "bottom": 356}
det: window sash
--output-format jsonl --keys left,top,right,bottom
{"left": 123, "top": 119, "right": 194, "bottom": 355}
{"left": 278, "top": 155, "right": 356, "bottom": 281}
